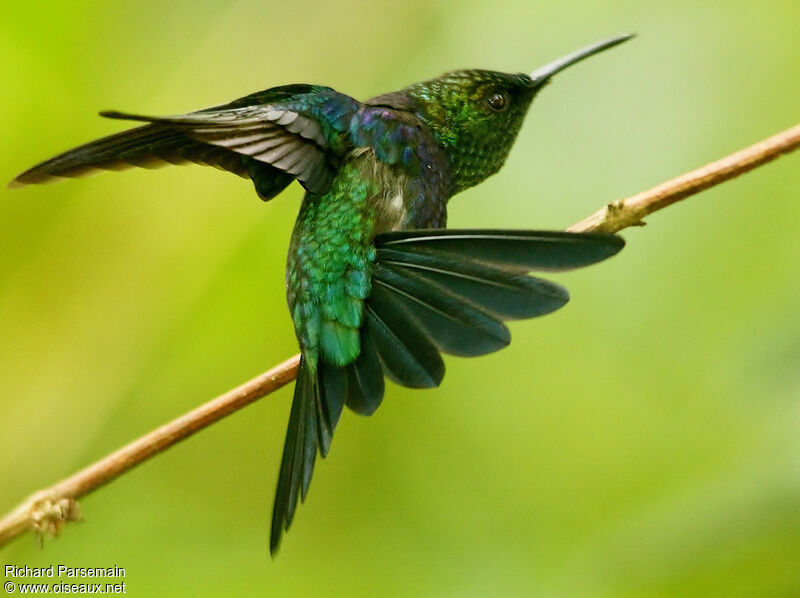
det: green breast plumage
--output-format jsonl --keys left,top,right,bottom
{"left": 287, "top": 156, "right": 382, "bottom": 368}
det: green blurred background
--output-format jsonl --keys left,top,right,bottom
{"left": 2, "top": 1, "right": 799, "bottom": 596}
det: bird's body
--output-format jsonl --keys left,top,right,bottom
{"left": 11, "top": 35, "right": 633, "bottom": 554}
{"left": 288, "top": 99, "right": 454, "bottom": 367}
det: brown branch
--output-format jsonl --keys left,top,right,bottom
{"left": 0, "top": 355, "right": 300, "bottom": 547}
{"left": 568, "top": 123, "right": 800, "bottom": 233}
{"left": 1, "top": 122, "right": 799, "bottom": 549}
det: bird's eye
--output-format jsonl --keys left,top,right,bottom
{"left": 487, "top": 92, "right": 507, "bottom": 111}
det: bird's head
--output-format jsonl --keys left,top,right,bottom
{"left": 400, "top": 35, "right": 633, "bottom": 194}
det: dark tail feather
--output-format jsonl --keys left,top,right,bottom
{"left": 270, "top": 355, "right": 354, "bottom": 555}
{"left": 270, "top": 359, "right": 317, "bottom": 555}
{"left": 317, "top": 362, "right": 346, "bottom": 456}
{"left": 344, "top": 329, "right": 385, "bottom": 416}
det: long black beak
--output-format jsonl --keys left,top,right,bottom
{"left": 529, "top": 34, "right": 634, "bottom": 88}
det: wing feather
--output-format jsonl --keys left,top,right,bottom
{"left": 11, "top": 85, "right": 360, "bottom": 196}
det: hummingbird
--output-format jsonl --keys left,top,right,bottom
{"left": 11, "top": 35, "right": 632, "bottom": 554}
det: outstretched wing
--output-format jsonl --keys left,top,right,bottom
{"left": 269, "top": 229, "right": 625, "bottom": 554}
{"left": 361, "top": 230, "right": 625, "bottom": 384}
{"left": 10, "top": 84, "right": 360, "bottom": 198}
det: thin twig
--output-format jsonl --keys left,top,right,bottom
{"left": 568, "top": 123, "right": 800, "bottom": 233}
{"left": 1, "top": 122, "right": 799, "bottom": 549}
{"left": 0, "top": 355, "right": 300, "bottom": 547}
